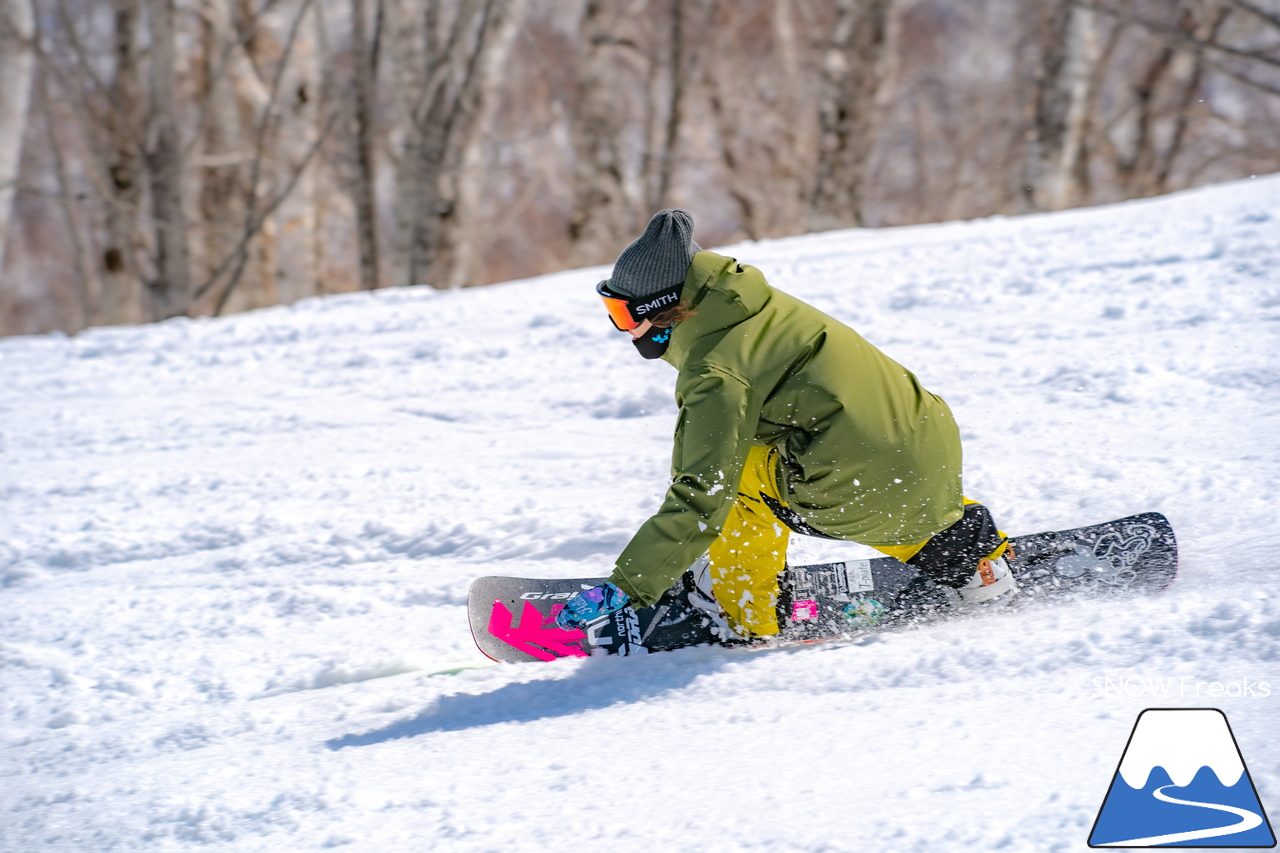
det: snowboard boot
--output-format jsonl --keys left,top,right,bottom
{"left": 948, "top": 547, "right": 1018, "bottom": 605}
{"left": 683, "top": 554, "right": 743, "bottom": 643}
{"left": 903, "top": 503, "right": 1019, "bottom": 606}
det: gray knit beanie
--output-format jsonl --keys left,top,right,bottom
{"left": 608, "top": 209, "right": 701, "bottom": 299}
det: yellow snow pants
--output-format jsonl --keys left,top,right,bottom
{"left": 707, "top": 446, "right": 793, "bottom": 638}
{"left": 709, "top": 445, "right": 1005, "bottom": 637}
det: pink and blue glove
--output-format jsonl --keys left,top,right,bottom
{"left": 555, "top": 582, "right": 632, "bottom": 631}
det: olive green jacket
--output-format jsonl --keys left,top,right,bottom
{"left": 608, "top": 251, "right": 965, "bottom": 607}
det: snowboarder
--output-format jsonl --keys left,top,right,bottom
{"left": 558, "top": 209, "right": 1015, "bottom": 640}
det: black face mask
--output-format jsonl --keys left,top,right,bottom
{"left": 632, "top": 325, "right": 672, "bottom": 359}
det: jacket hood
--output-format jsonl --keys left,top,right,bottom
{"left": 660, "top": 251, "right": 769, "bottom": 371}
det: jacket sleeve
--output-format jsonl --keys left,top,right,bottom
{"left": 609, "top": 369, "right": 759, "bottom": 608}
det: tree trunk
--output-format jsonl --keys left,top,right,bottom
{"left": 437, "top": 0, "right": 526, "bottom": 289}
{"left": 809, "top": 0, "right": 891, "bottom": 231}
{"left": 0, "top": 0, "right": 35, "bottom": 273}
{"left": 197, "top": 0, "right": 278, "bottom": 316}
{"left": 145, "top": 0, "right": 193, "bottom": 320}
{"left": 650, "top": 0, "right": 684, "bottom": 212}
{"left": 310, "top": 0, "right": 334, "bottom": 294}
{"left": 1116, "top": 39, "right": 1177, "bottom": 199}
{"left": 38, "top": 74, "right": 95, "bottom": 328}
{"left": 389, "top": 0, "right": 516, "bottom": 289}
{"left": 96, "top": 0, "right": 147, "bottom": 326}
{"left": 702, "top": 0, "right": 816, "bottom": 241}
{"left": 1024, "top": 0, "right": 1100, "bottom": 212}
{"left": 385, "top": 0, "right": 460, "bottom": 290}
{"left": 1155, "top": 7, "right": 1231, "bottom": 195}
{"left": 350, "top": 0, "right": 380, "bottom": 291}
{"left": 270, "top": 0, "right": 326, "bottom": 304}
{"left": 384, "top": 0, "right": 431, "bottom": 288}
{"left": 567, "top": 0, "right": 649, "bottom": 268}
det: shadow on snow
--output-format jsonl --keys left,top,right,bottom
{"left": 325, "top": 646, "right": 732, "bottom": 749}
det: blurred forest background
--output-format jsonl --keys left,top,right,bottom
{"left": 1, "top": 0, "right": 1279, "bottom": 336}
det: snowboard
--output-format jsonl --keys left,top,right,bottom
{"left": 468, "top": 512, "right": 1178, "bottom": 664}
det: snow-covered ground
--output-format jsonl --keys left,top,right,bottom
{"left": 2, "top": 175, "right": 1278, "bottom": 852}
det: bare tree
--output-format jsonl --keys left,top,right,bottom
{"left": 93, "top": 0, "right": 149, "bottom": 326}
{"left": 190, "top": 0, "right": 340, "bottom": 315}
{"left": 350, "top": 0, "right": 380, "bottom": 291}
{"left": 386, "top": 0, "right": 523, "bottom": 289}
{"left": 0, "top": 0, "right": 36, "bottom": 271}
{"left": 1089, "top": 0, "right": 1280, "bottom": 96}
{"left": 1024, "top": 0, "right": 1107, "bottom": 212}
{"left": 1151, "top": 5, "right": 1231, "bottom": 193}
{"left": 36, "top": 72, "right": 94, "bottom": 326}
{"left": 435, "top": 0, "right": 526, "bottom": 289}
{"left": 701, "top": 0, "right": 820, "bottom": 240}
{"left": 648, "top": 0, "right": 684, "bottom": 212}
{"left": 145, "top": 0, "right": 193, "bottom": 320}
{"left": 810, "top": 0, "right": 892, "bottom": 230}
{"left": 4, "top": 0, "right": 1280, "bottom": 337}
{"left": 36, "top": 0, "right": 154, "bottom": 325}
{"left": 271, "top": 0, "right": 328, "bottom": 304}
{"left": 564, "top": 0, "right": 652, "bottom": 268}
{"left": 196, "top": 0, "right": 277, "bottom": 315}
{"left": 1073, "top": 0, "right": 1272, "bottom": 200}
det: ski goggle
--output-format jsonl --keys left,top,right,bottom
{"left": 596, "top": 280, "right": 683, "bottom": 331}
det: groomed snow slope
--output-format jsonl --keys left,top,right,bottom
{"left": 2, "top": 176, "right": 1279, "bottom": 852}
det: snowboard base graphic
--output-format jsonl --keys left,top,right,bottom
{"left": 468, "top": 512, "right": 1178, "bottom": 664}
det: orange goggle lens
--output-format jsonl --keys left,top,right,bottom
{"left": 597, "top": 281, "right": 640, "bottom": 331}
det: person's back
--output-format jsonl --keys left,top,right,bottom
{"left": 667, "top": 250, "right": 965, "bottom": 551}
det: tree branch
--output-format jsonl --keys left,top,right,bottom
{"left": 50, "top": 0, "right": 108, "bottom": 97}
{"left": 1221, "top": 0, "right": 1280, "bottom": 33}
{"left": 193, "top": 0, "right": 316, "bottom": 302}
{"left": 182, "top": 0, "right": 286, "bottom": 160}
{"left": 1086, "top": 1, "right": 1280, "bottom": 72}
{"left": 1204, "top": 52, "right": 1280, "bottom": 97}
{"left": 210, "top": 108, "right": 338, "bottom": 315}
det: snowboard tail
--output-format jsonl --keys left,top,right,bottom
{"left": 467, "top": 512, "right": 1178, "bottom": 663}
